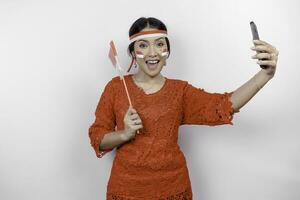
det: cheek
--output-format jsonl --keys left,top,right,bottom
{"left": 135, "top": 51, "right": 144, "bottom": 59}
{"left": 135, "top": 57, "right": 146, "bottom": 66}
{"left": 160, "top": 48, "right": 169, "bottom": 57}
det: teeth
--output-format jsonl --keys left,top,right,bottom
{"left": 147, "top": 60, "right": 159, "bottom": 64}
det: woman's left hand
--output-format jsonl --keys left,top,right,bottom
{"left": 251, "top": 40, "right": 279, "bottom": 78}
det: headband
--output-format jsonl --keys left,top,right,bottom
{"left": 129, "top": 30, "right": 168, "bottom": 43}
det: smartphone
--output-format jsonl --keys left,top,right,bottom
{"left": 250, "top": 21, "right": 268, "bottom": 69}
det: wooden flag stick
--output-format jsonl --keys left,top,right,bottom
{"left": 115, "top": 57, "right": 133, "bottom": 107}
{"left": 113, "top": 43, "right": 141, "bottom": 134}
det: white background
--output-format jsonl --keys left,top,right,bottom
{"left": 1, "top": 0, "right": 299, "bottom": 200}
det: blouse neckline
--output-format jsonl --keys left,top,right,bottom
{"left": 128, "top": 74, "right": 169, "bottom": 96}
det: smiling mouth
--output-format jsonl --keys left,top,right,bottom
{"left": 146, "top": 60, "right": 160, "bottom": 70}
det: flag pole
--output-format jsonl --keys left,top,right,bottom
{"left": 115, "top": 56, "right": 133, "bottom": 108}
{"left": 109, "top": 40, "right": 141, "bottom": 134}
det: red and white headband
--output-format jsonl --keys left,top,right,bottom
{"left": 129, "top": 30, "right": 168, "bottom": 43}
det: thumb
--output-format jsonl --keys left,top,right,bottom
{"left": 127, "top": 105, "right": 134, "bottom": 114}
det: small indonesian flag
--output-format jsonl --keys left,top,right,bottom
{"left": 108, "top": 40, "right": 118, "bottom": 67}
{"left": 108, "top": 41, "right": 139, "bottom": 133}
{"left": 108, "top": 40, "right": 123, "bottom": 78}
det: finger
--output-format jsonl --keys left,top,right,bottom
{"left": 128, "top": 121, "right": 135, "bottom": 126}
{"left": 130, "top": 114, "right": 139, "bottom": 120}
{"left": 253, "top": 40, "right": 271, "bottom": 46}
{"left": 251, "top": 53, "right": 271, "bottom": 59}
{"left": 128, "top": 105, "right": 133, "bottom": 111}
{"left": 135, "top": 125, "right": 143, "bottom": 130}
{"left": 134, "top": 119, "right": 142, "bottom": 124}
{"left": 257, "top": 60, "right": 277, "bottom": 67}
{"left": 126, "top": 108, "right": 132, "bottom": 115}
{"left": 269, "top": 53, "right": 278, "bottom": 61}
{"left": 131, "top": 122, "right": 142, "bottom": 128}
{"left": 132, "top": 121, "right": 141, "bottom": 126}
{"left": 126, "top": 108, "right": 137, "bottom": 116}
{"left": 129, "top": 120, "right": 141, "bottom": 126}
{"left": 252, "top": 41, "right": 278, "bottom": 55}
{"left": 251, "top": 45, "right": 273, "bottom": 53}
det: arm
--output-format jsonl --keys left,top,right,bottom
{"left": 230, "top": 39, "right": 279, "bottom": 113}
{"left": 181, "top": 82, "right": 234, "bottom": 126}
{"left": 99, "top": 129, "right": 131, "bottom": 151}
{"left": 230, "top": 69, "right": 272, "bottom": 113}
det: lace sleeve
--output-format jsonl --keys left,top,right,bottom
{"left": 88, "top": 79, "right": 116, "bottom": 158}
{"left": 181, "top": 82, "right": 234, "bottom": 126}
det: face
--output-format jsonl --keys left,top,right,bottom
{"left": 133, "top": 28, "right": 169, "bottom": 77}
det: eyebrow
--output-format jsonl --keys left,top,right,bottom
{"left": 137, "top": 37, "right": 165, "bottom": 43}
{"left": 155, "top": 37, "right": 164, "bottom": 41}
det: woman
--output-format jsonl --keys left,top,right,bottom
{"left": 88, "top": 17, "right": 279, "bottom": 200}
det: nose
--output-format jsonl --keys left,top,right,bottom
{"left": 148, "top": 44, "right": 158, "bottom": 57}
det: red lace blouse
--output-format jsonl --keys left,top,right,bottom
{"left": 88, "top": 74, "right": 234, "bottom": 200}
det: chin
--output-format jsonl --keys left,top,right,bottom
{"left": 141, "top": 64, "right": 164, "bottom": 76}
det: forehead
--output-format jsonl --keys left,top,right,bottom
{"left": 136, "top": 37, "right": 166, "bottom": 43}
{"left": 135, "top": 27, "right": 167, "bottom": 43}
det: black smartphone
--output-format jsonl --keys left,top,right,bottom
{"left": 250, "top": 21, "right": 268, "bottom": 69}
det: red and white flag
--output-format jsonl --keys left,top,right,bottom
{"left": 108, "top": 40, "right": 123, "bottom": 78}
{"left": 107, "top": 40, "right": 139, "bottom": 134}
{"left": 108, "top": 40, "right": 117, "bottom": 67}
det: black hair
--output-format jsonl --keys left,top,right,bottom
{"left": 126, "top": 17, "right": 170, "bottom": 72}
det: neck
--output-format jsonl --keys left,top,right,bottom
{"left": 133, "top": 70, "right": 164, "bottom": 83}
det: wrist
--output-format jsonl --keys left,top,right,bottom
{"left": 259, "top": 68, "right": 274, "bottom": 80}
{"left": 120, "top": 132, "right": 129, "bottom": 142}
{"left": 121, "top": 128, "right": 135, "bottom": 142}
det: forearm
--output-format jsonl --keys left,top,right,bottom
{"left": 99, "top": 129, "right": 130, "bottom": 151}
{"left": 230, "top": 69, "right": 272, "bottom": 112}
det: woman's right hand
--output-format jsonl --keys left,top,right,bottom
{"left": 123, "top": 106, "right": 143, "bottom": 141}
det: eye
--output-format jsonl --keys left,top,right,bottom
{"left": 139, "top": 43, "right": 147, "bottom": 48}
{"left": 157, "top": 42, "right": 164, "bottom": 47}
